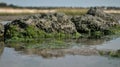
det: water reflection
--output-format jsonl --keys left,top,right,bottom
{"left": 76, "top": 38, "right": 107, "bottom": 45}
{"left": 6, "top": 37, "right": 111, "bottom": 48}
{"left": 0, "top": 47, "right": 120, "bottom": 67}
{"left": 4, "top": 37, "right": 115, "bottom": 58}
{"left": 0, "top": 42, "right": 4, "bottom": 56}
{"left": 19, "top": 48, "right": 99, "bottom": 58}
{"left": 5, "top": 44, "right": 96, "bottom": 59}
{"left": 4, "top": 35, "right": 120, "bottom": 58}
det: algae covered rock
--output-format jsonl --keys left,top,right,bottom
{"left": 4, "top": 13, "right": 79, "bottom": 41}
{"left": 4, "top": 8, "right": 120, "bottom": 40}
{"left": 35, "top": 13, "right": 77, "bottom": 34}
{"left": 0, "top": 42, "right": 4, "bottom": 56}
{"left": 109, "top": 50, "right": 120, "bottom": 57}
{"left": 0, "top": 23, "right": 4, "bottom": 38}
{"left": 87, "top": 7, "right": 118, "bottom": 23}
{"left": 71, "top": 7, "right": 120, "bottom": 38}
{"left": 99, "top": 49, "right": 120, "bottom": 57}
{"left": 72, "top": 15, "right": 109, "bottom": 33}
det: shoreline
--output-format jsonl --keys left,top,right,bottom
{"left": 0, "top": 8, "right": 120, "bottom": 21}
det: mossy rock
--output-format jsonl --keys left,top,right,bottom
{"left": 4, "top": 13, "right": 81, "bottom": 41}
{"left": 99, "top": 50, "right": 120, "bottom": 57}
{"left": 0, "top": 23, "right": 4, "bottom": 39}
{"left": 71, "top": 7, "right": 120, "bottom": 38}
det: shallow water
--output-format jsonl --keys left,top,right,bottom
{"left": 0, "top": 21, "right": 11, "bottom": 25}
{"left": 96, "top": 37, "right": 120, "bottom": 50}
{"left": 0, "top": 37, "right": 120, "bottom": 67}
{"left": 0, "top": 47, "right": 120, "bottom": 67}
{"left": 0, "top": 21, "right": 120, "bottom": 67}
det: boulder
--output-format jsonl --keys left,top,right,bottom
{"left": 4, "top": 13, "right": 79, "bottom": 40}
{"left": 0, "top": 23, "right": 4, "bottom": 37}
{"left": 35, "top": 13, "right": 77, "bottom": 34}
{"left": 0, "top": 42, "right": 4, "bottom": 56}
{"left": 4, "top": 8, "right": 120, "bottom": 40}
{"left": 71, "top": 15, "right": 110, "bottom": 33}
{"left": 71, "top": 7, "right": 120, "bottom": 38}
{"left": 87, "top": 7, "right": 119, "bottom": 24}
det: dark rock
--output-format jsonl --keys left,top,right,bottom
{"left": 0, "top": 23, "right": 4, "bottom": 37}
{"left": 87, "top": 7, "right": 119, "bottom": 24}
{"left": 99, "top": 50, "right": 120, "bottom": 57}
{"left": 0, "top": 42, "right": 4, "bottom": 56}
{"left": 71, "top": 7, "right": 120, "bottom": 38}
{"left": 71, "top": 15, "right": 109, "bottom": 33}
{"left": 4, "top": 13, "right": 78, "bottom": 40}
{"left": 109, "top": 50, "right": 120, "bottom": 57}
{"left": 4, "top": 8, "right": 120, "bottom": 40}
{"left": 36, "top": 13, "right": 76, "bottom": 34}
{"left": 117, "top": 49, "right": 120, "bottom": 53}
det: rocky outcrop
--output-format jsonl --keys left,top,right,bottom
{"left": 0, "top": 23, "right": 4, "bottom": 37}
{"left": 4, "top": 7, "right": 120, "bottom": 40}
{"left": 4, "top": 13, "right": 79, "bottom": 40}
{"left": 71, "top": 7, "right": 120, "bottom": 38}
{"left": 87, "top": 7, "right": 118, "bottom": 23}
{"left": 34, "top": 13, "right": 77, "bottom": 34}
{"left": 99, "top": 49, "right": 120, "bottom": 57}
{"left": 72, "top": 15, "right": 109, "bottom": 33}
{"left": 0, "top": 42, "right": 4, "bottom": 56}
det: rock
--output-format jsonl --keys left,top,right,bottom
{"left": 0, "top": 23, "right": 4, "bottom": 38}
{"left": 99, "top": 49, "right": 120, "bottom": 57}
{"left": 87, "top": 7, "right": 119, "bottom": 24}
{"left": 4, "top": 8, "right": 120, "bottom": 40}
{"left": 4, "top": 13, "right": 79, "bottom": 40}
{"left": 71, "top": 15, "right": 109, "bottom": 33}
{"left": 109, "top": 50, "right": 120, "bottom": 57}
{"left": 71, "top": 7, "right": 120, "bottom": 38}
{"left": 36, "top": 13, "right": 76, "bottom": 34}
{"left": 0, "top": 42, "right": 4, "bottom": 56}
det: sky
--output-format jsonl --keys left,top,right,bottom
{"left": 0, "top": 0, "right": 120, "bottom": 7}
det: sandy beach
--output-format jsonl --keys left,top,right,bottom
{"left": 0, "top": 8, "right": 120, "bottom": 14}
{"left": 0, "top": 8, "right": 56, "bottom": 14}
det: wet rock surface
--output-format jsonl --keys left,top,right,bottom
{"left": 71, "top": 7, "right": 120, "bottom": 38}
{"left": 0, "top": 42, "right": 4, "bottom": 56}
{"left": 34, "top": 13, "right": 77, "bottom": 33}
{"left": 4, "top": 13, "right": 78, "bottom": 40}
{"left": 87, "top": 7, "right": 118, "bottom": 23}
{"left": 0, "top": 23, "right": 4, "bottom": 38}
{"left": 72, "top": 15, "right": 109, "bottom": 33}
{"left": 99, "top": 49, "right": 120, "bottom": 57}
